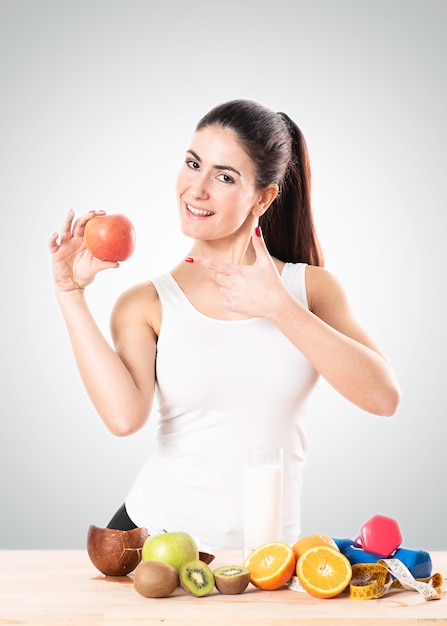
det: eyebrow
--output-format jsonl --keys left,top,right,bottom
{"left": 186, "top": 150, "right": 242, "bottom": 177}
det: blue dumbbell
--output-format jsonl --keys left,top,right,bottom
{"left": 333, "top": 538, "right": 432, "bottom": 579}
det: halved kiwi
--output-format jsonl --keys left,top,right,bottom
{"left": 179, "top": 559, "right": 215, "bottom": 597}
{"left": 213, "top": 565, "right": 251, "bottom": 594}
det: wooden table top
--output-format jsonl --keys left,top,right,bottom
{"left": 1, "top": 549, "right": 446, "bottom": 624}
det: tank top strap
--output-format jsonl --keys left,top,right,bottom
{"left": 150, "top": 273, "right": 186, "bottom": 307}
{"left": 281, "top": 262, "right": 309, "bottom": 308}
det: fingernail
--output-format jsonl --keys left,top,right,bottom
{"left": 184, "top": 257, "right": 194, "bottom": 263}
{"left": 255, "top": 226, "right": 262, "bottom": 238}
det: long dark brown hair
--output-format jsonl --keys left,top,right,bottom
{"left": 196, "top": 99, "right": 323, "bottom": 266}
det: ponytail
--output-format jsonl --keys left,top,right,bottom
{"left": 260, "top": 113, "right": 324, "bottom": 266}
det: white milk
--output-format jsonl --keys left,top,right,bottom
{"left": 243, "top": 463, "right": 283, "bottom": 554}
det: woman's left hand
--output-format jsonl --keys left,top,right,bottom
{"left": 193, "top": 227, "right": 288, "bottom": 319}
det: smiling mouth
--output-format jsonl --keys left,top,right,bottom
{"left": 186, "top": 203, "right": 214, "bottom": 217}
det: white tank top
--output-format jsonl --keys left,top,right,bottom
{"left": 125, "top": 263, "right": 319, "bottom": 550}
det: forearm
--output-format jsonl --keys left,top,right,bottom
{"left": 56, "top": 290, "right": 152, "bottom": 435}
{"left": 268, "top": 291, "right": 401, "bottom": 416}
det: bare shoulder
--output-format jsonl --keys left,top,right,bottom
{"left": 304, "top": 265, "right": 349, "bottom": 315}
{"left": 304, "top": 265, "right": 386, "bottom": 354}
{"left": 111, "top": 281, "right": 161, "bottom": 337}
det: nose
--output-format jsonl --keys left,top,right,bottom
{"left": 189, "top": 171, "right": 210, "bottom": 199}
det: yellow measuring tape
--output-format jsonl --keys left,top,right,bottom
{"left": 349, "top": 558, "right": 444, "bottom": 601}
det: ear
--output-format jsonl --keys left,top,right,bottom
{"left": 252, "top": 183, "right": 279, "bottom": 217}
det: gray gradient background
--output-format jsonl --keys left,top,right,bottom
{"left": 1, "top": 0, "right": 446, "bottom": 550}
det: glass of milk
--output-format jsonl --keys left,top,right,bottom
{"left": 243, "top": 446, "right": 283, "bottom": 558}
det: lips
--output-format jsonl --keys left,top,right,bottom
{"left": 186, "top": 203, "right": 214, "bottom": 217}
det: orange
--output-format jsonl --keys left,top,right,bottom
{"left": 292, "top": 534, "right": 339, "bottom": 562}
{"left": 296, "top": 545, "right": 352, "bottom": 599}
{"left": 243, "top": 542, "right": 296, "bottom": 591}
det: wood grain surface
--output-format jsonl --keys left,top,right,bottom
{"left": 1, "top": 549, "right": 446, "bottom": 624}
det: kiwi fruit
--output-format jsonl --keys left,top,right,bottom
{"left": 179, "top": 559, "right": 215, "bottom": 597}
{"left": 133, "top": 560, "right": 179, "bottom": 598}
{"left": 213, "top": 565, "right": 251, "bottom": 594}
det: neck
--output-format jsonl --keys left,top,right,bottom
{"left": 188, "top": 234, "right": 255, "bottom": 266}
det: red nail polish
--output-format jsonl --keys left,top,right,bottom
{"left": 184, "top": 257, "right": 194, "bottom": 263}
{"left": 255, "top": 226, "right": 261, "bottom": 238}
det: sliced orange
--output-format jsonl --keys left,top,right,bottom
{"left": 296, "top": 545, "right": 352, "bottom": 599}
{"left": 292, "top": 534, "right": 339, "bottom": 562}
{"left": 243, "top": 542, "right": 296, "bottom": 591}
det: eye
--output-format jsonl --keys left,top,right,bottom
{"left": 186, "top": 159, "right": 200, "bottom": 170}
{"left": 218, "top": 173, "right": 234, "bottom": 184}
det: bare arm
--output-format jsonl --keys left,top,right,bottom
{"left": 49, "top": 210, "right": 158, "bottom": 436}
{"left": 55, "top": 286, "right": 157, "bottom": 436}
{"left": 194, "top": 228, "right": 401, "bottom": 416}
{"left": 269, "top": 265, "right": 401, "bottom": 416}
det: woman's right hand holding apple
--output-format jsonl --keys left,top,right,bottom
{"left": 48, "top": 209, "right": 118, "bottom": 292}
{"left": 47, "top": 209, "right": 152, "bottom": 437}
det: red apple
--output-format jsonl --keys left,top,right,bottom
{"left": 85, "top": 213, "right": 136, "bottom": 262}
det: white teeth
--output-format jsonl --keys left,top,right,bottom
{"left": 187, "top": 204, "right": 213, "bottom": 216}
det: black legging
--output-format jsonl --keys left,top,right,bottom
{"left": 107, "top": 503, "right": 137, "bottom": 531}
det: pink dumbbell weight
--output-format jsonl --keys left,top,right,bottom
{"left": 355, "top": 514, "right": 403, "bottom": 557}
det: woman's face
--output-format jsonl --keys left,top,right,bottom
{"left": 175, "top": 125, "right": 261, "bottom": 241}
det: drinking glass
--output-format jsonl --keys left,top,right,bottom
{"left": 243, "top": 446, "right": 283, "bottom": 557}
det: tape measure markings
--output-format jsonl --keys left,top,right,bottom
{"left": 350, "top": 558, "right": 444, "bottom": 601}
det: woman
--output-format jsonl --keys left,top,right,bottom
{"left": 49, "top": 99, "right": 400, "bottom": 550}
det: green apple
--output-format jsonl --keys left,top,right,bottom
{"left": 141, "top": 531, "right": 199, "bottom": 572}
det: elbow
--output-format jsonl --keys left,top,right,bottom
{"left": 99, "top": 393, "right": 152, "bottom": 437}
{"left": 108, "top": 421, "right": 138, "bottom": 438}
{"left": 104, "top": 410, "right": 148, "bottom": 438}
{"left": 372, "top": 384, "right": 401, "bottom": 417}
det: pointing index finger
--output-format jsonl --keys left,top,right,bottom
{"left": 184, "top": 256, "right": 233, "bottom": 274}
